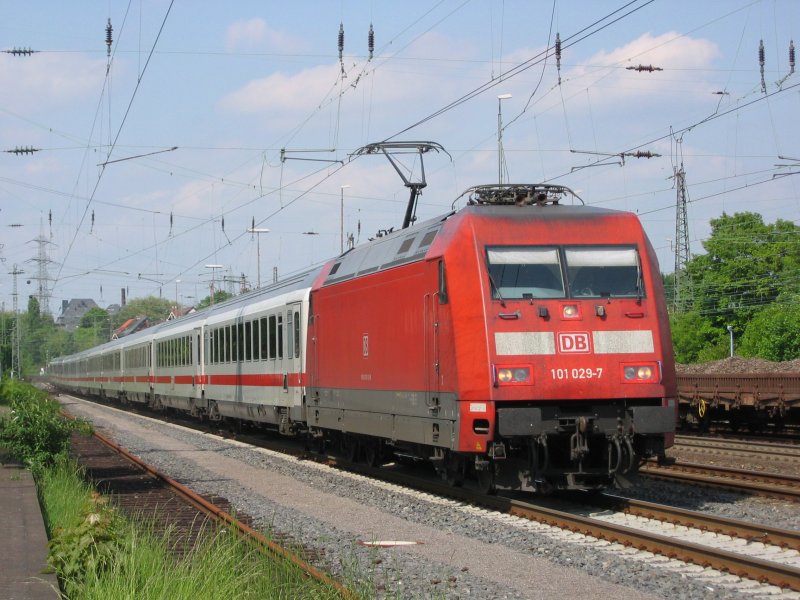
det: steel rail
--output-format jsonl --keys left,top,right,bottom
{"left": 89, "top": 428, "right": 357, "bottom": 600}
{"left": 498, "top": 496, "right": 800, "bottom": 591}
{"left": 675, "top": 435, "right": 800, "bottom": 460}
{"left": 335, "top": 461, "right": 800, "bottom": 591}
{"left": 594, "top": 494, "right": 800, "bottom": 551}
{"left": 640, "top": 460, "right": 800, "bottom": 502}
{"left": 61, "top": 396, "right": 800, "bottom": 592}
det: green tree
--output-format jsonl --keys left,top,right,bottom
{"left": 22, "top": 296, "right": 56, "bottom": 375}
{"left": 195, "top": 290, "right": 233, "bottom": 310}
{"left": 669, "top": 311, "right": 727, "bottom": 363}
{"left": 111, "top": 296, "right": 172, "bottom": 329}
{"left": 0, "top": 309, "right": 13, "bottom": 376}
{"left": 739, "top": 301, "right": 800, "bottom": 361}
{"left": 73, "top": 307, "right": 111, "bottom": 349}
{"left": 685, "top": 212, "right": 799, "bottom": 332}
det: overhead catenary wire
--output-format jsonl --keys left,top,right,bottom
{"left": 56, "top": 0, "right": 175, "bottom": 285}
{"left": 20, "top": 0, "right": 792, "bottom": 304}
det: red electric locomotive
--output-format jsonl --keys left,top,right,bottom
{"left": 307, "top": 183, "right": 676, "bottom": 492}
{"left": 49, "top": 181, "right": 676, "bottom": 494}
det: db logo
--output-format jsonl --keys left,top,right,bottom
{"left": 558, "top": 332, "right": 591, "bottom": 353}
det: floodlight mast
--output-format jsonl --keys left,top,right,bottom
{"left": 351, "top": 141, "right": 450, "bottom": 229}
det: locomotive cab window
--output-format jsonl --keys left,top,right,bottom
{"left": 486, "top": 247, "right": 564, "bottom": 299}
{"left": 565, "top": 246, "right": 643, "bottom": 298}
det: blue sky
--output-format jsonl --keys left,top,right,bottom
{"left": 1, "top": 1, "right": 798, "bottom": 314}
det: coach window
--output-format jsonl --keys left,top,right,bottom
{"left": 277, "top": 314, "right": 284, "bottom": 359}
{"left": 260, "top": 317, "right": 269, "bottom": 360}
{"left": 245, "top": 321, "right": 253, "bottom": 361}
{"left": 252, "top": 320, "right": 260, "bottom": 361}
{"left": 223, "top": 326, "right": 230, "bottom": 363}
{"left": 294, "top": 311, "right": 301, "bottom": 359}
{"left": 486, "top": 246, "right": 564, "bottom": 299}
{"left": 268, "top": 315, "right": 277, "bottom": 359}
{"left": 235, "top": 322, "right": 243, "bottom": 362}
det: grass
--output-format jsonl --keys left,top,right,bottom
{"left": 38, "top": 457, "right": 352, "bottom": 599}
{"left": 0, "top": 379, "right": 359, "bottom": 599}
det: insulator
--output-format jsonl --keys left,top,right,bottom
{"left": 368, "top": 23, "right": 374, "bottom": 59}
{"left": 221, "top": 216, "right": 225, "bottom": 231}
{"left": 106, "top": 19, "right": 113, "bottom": 57}
{"left": 759, "top": 39, "right": 765, "bottom": 66}
{"left": 555, "top": 33, "right": 562, "bottom": 85}
{"left": 7, "top": 146, "right": 40, "bottom": 155}
{"left": 7, "top": 47, "right": 35, "bottom": 56}
{"left": 338, "top": 23, "right": 344, "bottom": 60}
{"left": 790, "top": 40, "right": 795, "bottom": 74}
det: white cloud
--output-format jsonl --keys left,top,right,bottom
{"left": 589, "top": 31, "right": 719, "bottom": 70}
{"left": 219, "top": 63, "right": 340, "bottom": 114}
{"left": 566, "top": 32, "right": 720, "bottom": 102}
{"left": 224, "top": 18, "right": 309, "bottom": 53}
{"left": 0, "top": 53, "right": 105, "bottom": 112}
{"left": 218, "top": 31, "right": 477, "bottom": 122}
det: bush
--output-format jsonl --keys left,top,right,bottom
{"left": 0, "top": 379, "right": 91, "bottom": 471}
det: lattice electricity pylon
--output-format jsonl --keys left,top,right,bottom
{"left": 673, "top": 165, "right": 692, "bottom": 312}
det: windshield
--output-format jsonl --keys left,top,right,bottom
{"left": 565, "top": 247, "right": 642, "bottom": 298}
{"left": 486, "top": 245, "right": 643, "bottom": 300}
{"left": 487, "top": 247, "right": 565, "bottom": 299}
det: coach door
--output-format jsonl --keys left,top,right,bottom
{"left": 285, "top": 302, "right": 303, "bottom": 407}
{"left": 193, "top": 326, "right": 203, "bottom": 397}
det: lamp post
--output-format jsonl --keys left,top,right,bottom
{"left": 497, "top": 93, "right": 512, "bottom": 184}
{"left": 205, "top": 264, "right": 223, "bottom": 305}
{"left": 175, "top": 279, "right": 181, "bottom": 312}
{"left": 247, "top": 228, "right": 270, "bottom": 289}
{"left": 727, "top": 325, "right": 734, "bottom": 357}
{"left": 340, "top": 184, "right": 351, "bottom": 253}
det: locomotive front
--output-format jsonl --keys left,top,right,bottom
{"left": 442, "top": 185, "right": 677, "bottom": 492}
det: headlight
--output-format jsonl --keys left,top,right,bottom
{"left": 495, "top": 365, "right": 532, "bottom": 386}
{"left": 621, "top": 363, "right": 659, "bottom": 383}
{"left": 562, "top": 304, "right": 580, "bottom": 319}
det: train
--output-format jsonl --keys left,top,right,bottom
{"left": 48, "top": 183, "right": 677, "bottom": 493}
{"left": 677, "top": 373, "right": 800, "bottom": 432}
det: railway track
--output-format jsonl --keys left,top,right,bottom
{"left": 639, "top": 460, "right": 800, "bottom": 502}
{"left": 336, "top": 460, "right": 800, "bottom": 591}
{"left": 68, "top": 424, "right": 354, "bottom": 598}
{"left": 675, "top": 434, "right": 800, "bottom": 462}
{"left": 61, "top": 393, "right": 800, "bottom": 595}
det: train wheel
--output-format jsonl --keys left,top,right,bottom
{"left": 364, "top": 441, "right": 381, "bottom": 467}
{"left": 343, "top": 436, "right": 360, "bottom": 462}
{"left": 475, "top": 464, "right": 496, "bottom": 495}
{"left": 443, "top": 453, "right": 465, "bottom": 487}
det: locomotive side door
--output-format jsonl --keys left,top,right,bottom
{"left": 424, "top": 291, "right": 441, "bottom": 408}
